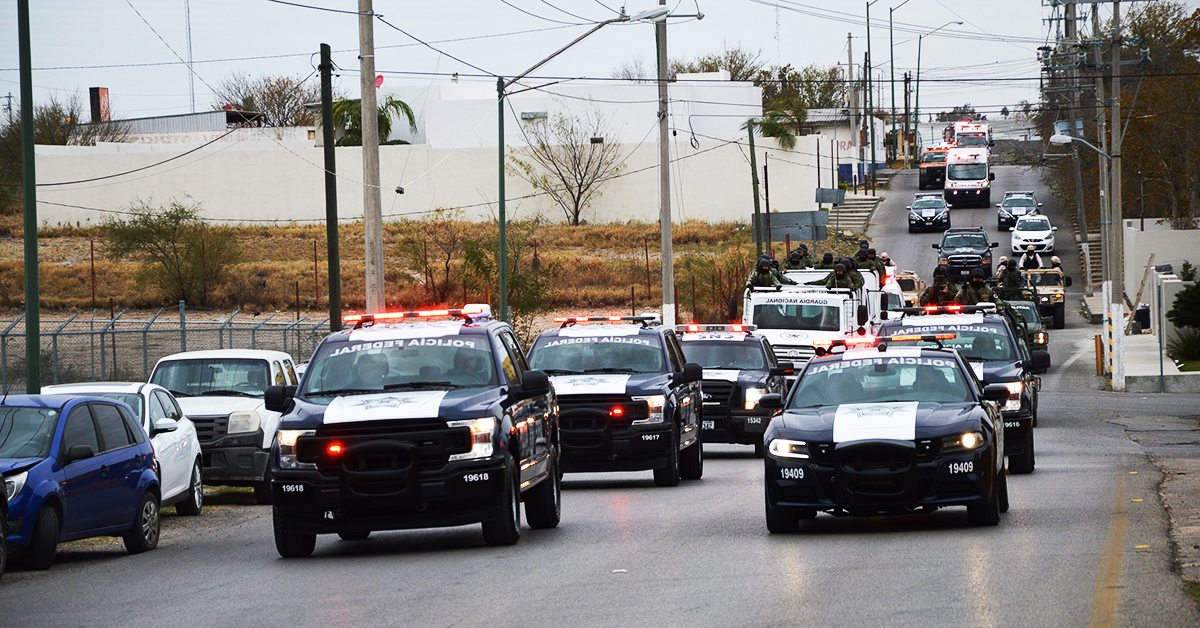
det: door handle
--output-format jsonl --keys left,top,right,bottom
{"left": 100, "top": 466, "right": 110, "bottom": 475}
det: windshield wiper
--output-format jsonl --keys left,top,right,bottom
{"left": 198, "top": 389, "right": 260, "bottom": 398}
{"left": 382, "top": 381, "right": 464, "bottom": 390}
{"left": 587, "top": 368, "right": 638, "bottom": 374}
{"left": 542, "top": 368, "right": 584, "bottom": 375}
{"left": 167, "top": 389, "right": 194, "bottom": 397}
{"left": 305, "top": 388, "right": 381, "bottom": 397}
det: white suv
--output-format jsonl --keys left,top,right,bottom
{"left": 42, "top": 382, "right": 205, "bottom": 515}
{"left": 1010, "top": 215, "right": 1056, "bottom": 253}
{"left": 149, "top": 349, "right": 299, "bottom": 505}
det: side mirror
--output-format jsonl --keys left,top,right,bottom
{"left": 1008, "top": 227, "right": 1015, "bottom": 232}
{"left": 153, "top": 418, "right": 179, "bottom": 435}
{"left": 770, "top": 362, "right": 795, "bottom": 377}
{"left": 264, "top": 385, "right": 297, "bottom": 414}
{"left": 990, "top": 242, "right": 999, "bottom": 248}
{"left": 905, "top": 206, "right": 912, "bottom": 210}
{"left": 759, "top": 393, "right": 784, "bottom": 409}
{"left": 1029, "top": 350, "right": 1052, "bottom": 370}
{"left": 857, "top": 304, "right": 869, "bottom": 326}
{"left": 931, "top": 243, "right": 941, "bottom": 250}
{"left": 1052, "top": 226, "right": 1058, "bottom": 231}
{"left": 64, "top": 444, "right": 95, "bottom": 465}
{"left": 880, "top": 310, "right": 889, "bottom": 320}
{"left": 982, "top": 384, "right": 1011, "bottom": 402}
{"left": 679, "top": 362, "right": 703, "bottom": 384}
{"left": 995, "top": 203, "right": 1002, "bottom": 208}
{"left": 1037, "top": 203, "right": 1044, "bottom": 207}
{"left": 988, "top": 172, "right": 996, "bottom": 181}
{"left": 517, "top": 370, "right": 551, "bottom": 399}
{"left": 1065, "top": 276, "right": 1073, "bottom": 287}
{"left": 989, "top": 140, "right": 996, "bottom": 147}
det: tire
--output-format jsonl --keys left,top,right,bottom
{"left": 524, "top": 450, "right": 561, "bottom": 530}
{"left": 122, "top": 491, "right": 161, "bottom": 554}
{"left": 26, "top": 506, "right": 59, "bottom": 571}
{"left": 0, "top": 520, "right": 7, "bottom": 581}
{"left": 1031, "top": 398, "right": 1039, "bottom": 428}
{"left": 918, "top": 180, "right": 926, "bottom": 190}
{"left": 998, "top": 468, "right": 1010, "bottom": 514}
{"left": 1053, "top": 302, "right": 1065, "bottom": 329}
{"left": 1009, "top": 431, "right": 1035, "bottom": 474}
{"left": 337, "top": 531, "right": 370, "bottom": 541}
{"left": 481, "top": 455, "right": 521, "bottom": 546}
{"left": 175, "top": 460, "right": 203, "bottom": 516}
{"left": 254, "top": 467, "right": 273, "bottom": 505}
{"left": 754, "top": 442, "right": 765, "bottom": 459}
{"left": 679, "top": 427, "right": 704, "bottom": 481}
{"left": 765, "top": 491, "right": 800, "bottom": 534}
{"left": 652, "top": 427, "right": 681, "bottom": 487}
{"left": 967, "top": 463, "right": 1002, "bottom": 526}
{"left": 273, "top": 509, "right": 316, "bottom": 558}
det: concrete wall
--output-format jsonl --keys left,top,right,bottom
{"left": 1123, "top": 220, "right": 1200, "bottom": 303}
{"left": 35, "top": 134, "right": 819, "bottom": 226}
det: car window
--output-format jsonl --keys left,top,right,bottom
{"left": 155, "top": 391, "right": 181, "bottom": 419}
{"left": 0, "top": 406, "right": 60, "bottom": 459}
{"left": 498, "top": 332, "right": 525, "bottom": 386}
{"left": 117, "top": 404, "right": 147, "bottom": 444}
{"left": 284, "top": 360, "right": 298, "bottom": 384}
{"left": 148, "top": 393, "right": 168, "bottom": 423}
{"left": 529, "top": 333, "right": 665, "bottom": 374}
{"left": 61, "top": 405, "right": 100, "bottom": 458}
{"left": 91, "top": 403, "right": 134, "bottom": 452}
{"left": 151, "top": 358, "right": 272, "bottom": 398}
{"left": 664, "top": 332, "right": 685, "bottom": 372}
{"left": 272, "top": 361, "right": 286, "bottom": 385}
{"left": 943, "top": 233, "right": 990, "bottom": 249}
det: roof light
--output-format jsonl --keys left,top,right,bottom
{"left": 557, "top": 315, "right": 660, "bottom": 328}
{"left": 342, "top": 303, "right": 492, "bottom": 327}
{"left": 844, "top": 336, "right": 877, "bottom": 345}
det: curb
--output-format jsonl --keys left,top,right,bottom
{"left": 1080, "top": 297, "right": 1103, "bottom": 325}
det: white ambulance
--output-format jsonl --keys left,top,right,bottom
{"left": 943, "top": 147, "right": 995, "bottom": 208}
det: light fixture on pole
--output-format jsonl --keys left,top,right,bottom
{"left": 913, "top": 21, "right": 962, "bottom": 150}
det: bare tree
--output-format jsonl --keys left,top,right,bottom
{"left": 670, "top": 46, "right": 765, "bottom": 81}
{"left": 211, "top": 73, "right": 328, "bottom": 127}
{"left": 611, "top": 57, "right": 651, "bottom": 82}
{"left": 508, "top": 108, "right": 626, "bottom": 226}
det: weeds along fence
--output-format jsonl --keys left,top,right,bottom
{"left": 0, "top": 303, "right": 330, "bottom": 393}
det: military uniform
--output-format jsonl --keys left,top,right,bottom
{"left": 956, "top": 283, "right": 995, "bottom": 305}
{"left": 998, "top": 264, "right": 1025, "bottom": 289}
{"left": 919, "top": 278, "right": 958, "bottom": 306}
{"left": 806, "top": 272, "right": 857, "bottom": 290}
{"left": 746, "top": 269, "right": 782, "bottom": 290}
{"left": 814, "top": 253, "right": 836, "bottom": 270}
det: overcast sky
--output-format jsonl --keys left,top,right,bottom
{"left": 2, "top": 1, "right": 1195, "bottom": 122}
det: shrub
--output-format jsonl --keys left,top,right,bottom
{"left": 1180, "top": 260, "right": 1197, "bottom": 282}
{"left": 1167, "top": 282, "right": 1200, "bottom": 330}
{"left": 1167, "top": 328, "right": 1200, "bottom": 362}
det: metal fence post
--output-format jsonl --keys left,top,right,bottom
{"left": 51, "top": 313, "right": 79, "bottom": 384}
{"left": 179, "top": 300, "right": 186, "bottom": 352}
{"left": 282, "top": 316, "right": 309, "bottom": 356}
{"left": 142, "top": 308, "right": 164, "bottom": 380}
{"left": 1, "top": 316, "right": 24, "bottom": 393}
{"left": 89, "top": 310, "right": 98, "bottom": 381}
{"left": 97, "top": 311, "right": 123, "bottom": 380}
{"left": 251, "top": 313, "right": 277, "bottom": 350}
{"left": 219, "top": 310, "right": 240, "bottom": 350}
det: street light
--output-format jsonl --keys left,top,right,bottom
{"left": 889, "top": 0, "right": 911, "bottom": 166}
{"left": 913, "top": 21, "right": 962, "bottom": 151}
{"left": 1049, "top": 133, "right": 1111, "bottom": 160}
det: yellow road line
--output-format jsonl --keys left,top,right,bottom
{"left": 1089, "top": 475, "right": 1127, "bottom": 628}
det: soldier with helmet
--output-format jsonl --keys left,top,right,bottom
{"left": 919, "top": 266, "right": 959, "bottom": 305}
{"left": 956, "top": 268, "right": 996, "bottom": 305}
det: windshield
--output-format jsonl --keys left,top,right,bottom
{"left": 1004, "top": 197, "right": 1035, "bottom": 207}
{"left": 947, "top": 163, "right": 988, "bottom": 181}
{"left": 0, "top": 406, "right": 60, "bottom": 459}
{"left": 912, "top": 199, "right": 945, "bottom": 210}
{"left": 1017, "top": 218, "right": 1051, "bottom": 232}
{"left": 151, "top": 358, "right": 272, "bottom": 398}
{"left": 942, "top": 234, "right": 990, "bottom": 249}
{"left": 790, "top": 355, "right": 972, "bottom": 407}
{"left": 1028, "top": 273, "right": 1063, "bottom": 287}
{"left": 529, "top": 334, "right": 665, "bottom": 374}
{"left": 889, "top": 324, "right": 1015, "bottom": 362}
{"left": 921, "top": 152, "right": 945, "bottom": 164}
{"left": 956, "top": 134, "right": 988, "bottom": 147}
{"left": 681, "top": 340, "right": 767, "bottom": 370}
{"left": 1009, "top": 302, "right": 1040, "bottom": 327}
{"left": 898, "top": 278, "right": 917, "bottom": 292}
{"left": 302, "top": 337, "right": 498, "bottom": 397}
{"left": 752, "top": 303, "right": 842, "bottom": 331}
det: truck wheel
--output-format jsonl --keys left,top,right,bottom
{"left": 175, "top": 460, "right": 203, "bottom": 516}
{"left": 337, "top": 531, "right": 370, "bottom": 541}
{"left": 254, "top": 467, "right": 273, "bottom": 505}
{"left": 524, "top": 449, "right": 561, "bottom": 530}
{"left": 273, "top": 509, "right": 316, "bottom": 558}
{"left": 1009, "top": 432, "right": 1035, "bottom": 474}
{"left": 652, "top": 427, "right": 681, "bottom": 487}
{"left": 1053, "top": 302, "right": 1065, "bottom": 329}
{"left": 998, "top": 468, "right": 1010, "bottom": 514}
{"left": 918, "top": 179, "right": 926, "bottom": 190}
{"left": 679, "top": 427, "right": 704, "bottom": 480}
{"left": 122, "top": 491, "right": 161, "bottom": 554}
{"left": 765, "top": 490, "right": 800, "bottom": 534}
{"left": 482, "top": 454, "right": 521, "bottom": 546}
{"left": 967, "top": 469, "right": 1002, "bottom": 526}
{"left": 26, "top": 506, "right": 59, "bottom": 570}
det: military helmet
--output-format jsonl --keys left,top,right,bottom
{"left": 970, "top": 268, "right": 986, "bottom": 279}
{"left": 822, "top": 251, "right": 834, "bottom": 262}
{"left": 933, "top": 266, "right": 949, "bottom": 277}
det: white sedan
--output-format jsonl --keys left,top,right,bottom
{"left": 42, "top": 382, "right": 205, "bottom": 516}
{"left": 1010, "top": 215, "right": 1057, "bottom": 254}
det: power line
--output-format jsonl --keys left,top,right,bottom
{"left": 124, "top": 0, "right": 218, "bottom": 95}
{"left": 262, "top": 0, "right": 370, "bottom": 15}
{"left": 499, "top": 0, "right": 591, "bottom": 26}
{"left": 373, "top": 15, "right": 497, "bottom": 78}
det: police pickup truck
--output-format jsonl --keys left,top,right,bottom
{"left": 676, "top": 324, "right": 793, "bottom": 457}
{"left": 264, "top": 305, "right": 560, "bottom": 557}
{"left": 526, "top": 316, "right": 703, "bottom": 487}
{"left": 878, "top": 304, "right": 1049, "bottom": 474}
{"left": 761, "top": 334, "right": 1011, "bottom": 531}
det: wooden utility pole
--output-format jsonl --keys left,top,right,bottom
{"left": 359, "top": 0, "right": 384, "bottom": 314}
{"left": 319, "top": 43, "right": 342, "bottom": 331}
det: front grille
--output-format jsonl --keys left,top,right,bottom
{"left": 808, "top": 442, "right": 835, "bottom": 465}
{"left": 773, "top": 345, "right": 815, "bottom": 364}
{"left": 948, "top": 255, "right": 983, "bottom": 268}
{"left": 190, "top": 415, "right": 228, "bottom": 445}
{"left": 558, "top": 394, "right": 649, "bottom": 427}
{"left": 301, "top": 419, "right": 470, "bottom": 473}
{"left": 839, "top": 448, "right": 913, "bottom": 474}
{"left": 701, "top": 380, "right": 738, "bottom": 413}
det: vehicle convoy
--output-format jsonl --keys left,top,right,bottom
{"left": 150, "top": 349, "right": 300, "bottom": 505}
{"left": 879, "top": 304, "right": 1049, "bottom": 472}
{"left": 1, "top": 395, "right": 162, "bottom": 570}
{"left": 908, "top": 193, "right": 952, "bottom": 233}
{"left": 917, "top": 144, "right": 951, "bottom": 190}
{"left": 943, "top": 147, "right": 995, "bottom": 207}
{"left": 42, "top": 382, "right": 204, "bottom": 515}
{"left": 1007, "top": 298, "right": 1050, "bottom": 358}
{"left": 952, "top": 120, "right": 993, "bottom": 149}
{"left": 761, "top": 335, "right": 1010, "bottom": 532}
{"left": 676, "top": 324, "right": 793, "bottom": 458}
{"left": 894, "top": 270, "right": 927, "bottom": 307}
{"left": 1010, "top": 215, "right": 1057, "bottom": 254}
{"left": 934, "top": 227, "right": 1000, "bottom": 282}
{"left": 997, "top": 191, "right": 1041, "bottom": 228}
{"left": 267, "top": 305, "right": 560, "bottom": 557}
{"left": 527, "top": 316, "right": 703, "bottom": 486}
{"left": 1022, "top": 268, "right": 1072, "bottom": 329}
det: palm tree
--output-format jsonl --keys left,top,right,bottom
{"left": 743, "top": 100, "right": 807, "bottom": 151}
{"left": 331, "top": 95, "right": 417, "bottom": 146}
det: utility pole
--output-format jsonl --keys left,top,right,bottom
{"left": 18, "top": 0, "right": 39, "bottom": 393}
{"left": 903, "top": 72, "right": 911, "bottom": 167}
{"left": 359, "top": 0, "right": 384, "bottom": 314}
{"left": 848, "top": 33, "right": 861, "bottom": 187}
{"left": 1110, "top": 1, "right": 1124, "bottom": 305}
{"left": 1065, "top": 2, "right": 1091, "bottom": 295}
{"left": 865, "top": 0, "right": 878, "bottom": 188}
{"left": 320, "top": 44, "right": 342, "bottom": 332}
{"left": 184, "top": 0, "right": 195, "bottom": 113}
{"left": 656, "top": 0, "right": 675, "bottom": 326}
{"left": 748, "top": 122, "right": 763, "bottom": 257}
{"left": 1093, "top": 7, "right": 1110, "bottom": 304}
{"left": 497, "top": 78, "right": 508, "bottom": 322}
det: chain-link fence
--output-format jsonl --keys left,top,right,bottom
{"left": 0, "top": 303, "right": 332, "bottom": 393}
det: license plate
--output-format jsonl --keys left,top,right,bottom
{"left": 702, "top": 420, "right": 715, "bottom": 430}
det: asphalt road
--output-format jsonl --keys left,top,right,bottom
{"left": 2, "top": 166, "right": 1199, "bottom": 626}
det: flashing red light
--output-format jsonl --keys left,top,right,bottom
{"left": 609, "top": 407, "right": 625, "bottom": 417}
{"left": 418, "top": 309, "right": 450, "bottom": 317}
{"left": 888, "top": 334, "right": 923, "bottom": 342}
{"left": 946, "top": 304, "right": 963, "bottom": 312}
{"left": 731, "top": 324, "right": 744, "bottom": 332}
{"left": 924, "top": 305, "right": 939, "bottom": 312}
{"left": 553, "top": 317, "right": 569, "bottom": 323}
{"left": 607, "top": 316, "right": 623, "bottom": 321}
{"left": 687, "top": 324, "right": 701, "bottom": 332}
{"left": 812, "top": 339, "right": 833, "bottom": 346}
{"left": 845, "top": 336, "right": 877, "bottom": 345}
{"left": 327, "top": 443, "right": 344, "bottom": 455}
{"left": 343, "top": 314, "right": 364, "bottom": 322}
{"left": 575, "top": 317, "right": 589, "bottom": 322}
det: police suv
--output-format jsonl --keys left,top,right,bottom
{"left": 526, "top": 316, "right": 703, "bottom": 486}
{"left": 762, "top": 335, "right": 1011, "bottom": 531}
{"left": 676, "top": 324, "right": 793, "bottom": 457}
{"left": 878, "top": 304, "right": 1049, "bottom": 474}
{"left": 265, "top": 305, "right": 560, "bottom": 557}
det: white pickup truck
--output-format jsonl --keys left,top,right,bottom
{"left": 149, "top": 349, "right": 300, "bottom": 504}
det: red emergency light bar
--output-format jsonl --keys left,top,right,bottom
{"left": 677, "top": 324, "right": 756, "bottom": 334}
{"left": 812, "top": 335, "right": 878, "bottom": 348}
{"left": 554, "top": 315, "right": 659, "bottom": 328}
{"left": 896, "top": 303, "right": 996, "bottom": 316}
{"left": 887, "top": 333, "right": 957, "bottom": 342}
{"left": 342, "top": 304, "right": 491, "bottom": 328}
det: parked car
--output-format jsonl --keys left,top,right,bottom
{"left": 43, "top": 382, "right": 204, "bottom": 515}
{"left": 1010, "top": 215, "right": 1057, "bottom": 254}
{"left": 2, "top": 395, "right": 161, "bottom": 570}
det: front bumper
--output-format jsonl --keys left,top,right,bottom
{"left": 945, "top": 188, "right": 990, "bottom": 206}
{"left": 201, "top": 436, "right": 270, "bottom": 485}
{"left": 702, "top": 409, "right": 771, "bottom": 445}
{"left": 560, "top": 421, "right": 676, "bottom": 472}
{"left": 1012, "top": 240, "right": 1055, "bottom": 254}
{"left": 765, "top": 438, "right": 995, "bottom": 514}
{"left": 909, "top": 214, "right": 950, "bottom": 231}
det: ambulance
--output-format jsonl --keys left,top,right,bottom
{"left": 943, "top": 147, "right": 995, "bottom": 208}
{"left": 953, "top": 120, "right": 993, "bottom": 150}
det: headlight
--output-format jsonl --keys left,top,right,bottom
{"left": 744, "top": 387, "right": 765, "bottom": 411}
{"left": 276, "top": 429, "right": 315, "bottom": 469}
{"left": 768, "top": 438, "right": 809, "bottom": 459}
{"left": 5, "top": 470, "right": 28, "bottom": 502}
{"left": 942, "top": 431, "right": 985, "bottom": 454}
{"left": 1002, "top": 382, "right": 1023, "bottom": 412}
{"left": 632, "top": 395, "right": 666, "bottom": 424}
{"left": 448, "top": 417, "right": 496, "bottom": 461}
{"left": 227, "top": 411, "right": 261, "bottom": 435}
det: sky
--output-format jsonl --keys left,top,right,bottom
{"left": 1, "top": 1, "right": 1195, "bottom": 123}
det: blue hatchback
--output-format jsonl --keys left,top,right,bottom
{"left": 1, "top": 395, "right": 161, "bottom": 570}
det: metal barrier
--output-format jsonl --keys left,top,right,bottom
{"left": 0, "top": 302, "right": 331, "bottom": 393}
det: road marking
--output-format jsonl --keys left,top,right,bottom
{"left": 1088, "top": 475, "right": 1126, "bottom": 628}
{"left": 1134, "top": 545, "right": 1150, "bottom": 549}
{"left": 1131, "top": 498, "right": 1143, "bottom": 503}
{"left": 1128, "top": 471, "right": 1137, "bottom": 475}
{"left": 1045, "top": 337, "right": 1094, "bottom": 389}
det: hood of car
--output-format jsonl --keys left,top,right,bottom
{"left": 967, "top": 360, "right": 1024, "bottom": 383}
{"left": 776, "top": 401, "right": 980, "bottom": 441}
{"left": 281, "top": 387, "right": 507, "bottom": 430}
{"left": 550, "top": 372, "right": 671, "bottom": 397}
{"left": 1, "top": 456, "right": 45, "bottom": 475}
{"left": 176, "top": 396, "right": 265, "bottom": 416}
